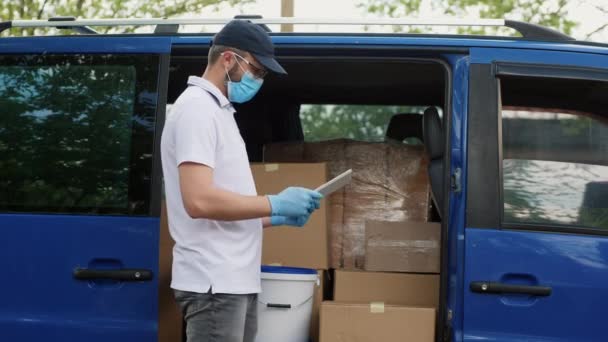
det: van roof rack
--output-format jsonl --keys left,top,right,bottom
{"left": 48, "top": 16, "right": 98, "bottom": 34}
{"left": 0, "top": 17, "right": 574, "bottom": 42}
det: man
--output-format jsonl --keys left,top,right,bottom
{"left": 160, "top": 20, "right": 322, "bottom": 342}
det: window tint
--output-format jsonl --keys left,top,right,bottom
{"left": 501, "top": 77, "right": 608, "bottom": 229}
{"left": 0, "top": 54, "right": 160, "bottom": 215}
{"left": 300, "top": 104, "right": 438, "bottom": 143}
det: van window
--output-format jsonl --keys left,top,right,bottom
{"left": 0, "top": 54, "right": 160, "bottom": 215}
{"left": 500, "top": 77, "right": 608, "bottom": 229}
{"left": 300, "top": 104, "right": 429, "bottom": 143}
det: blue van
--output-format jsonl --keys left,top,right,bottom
{"left": 0, "top": 16, "right": 607, "bottom": 342}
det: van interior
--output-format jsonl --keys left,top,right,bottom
{"left": 159, "top": 45, "right": 450, "bottom": 341}
{"left": 167, "top": 46, "right": 448, "bottom": 216}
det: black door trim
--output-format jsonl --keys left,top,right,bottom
{"left": 493, "top": 61, "right": 608, "bottom": 82}
{"left": 149, "top": 53, "right": 171, "bottom": 217}
{"left": 466, "top": 63, "right": 501, "bottom": 229}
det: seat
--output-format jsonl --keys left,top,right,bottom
{"left": 422, "top": 107, "right": 444, "bottom": 218}
{"left": 385, "top": 113, "right": 424, "bottom": 143}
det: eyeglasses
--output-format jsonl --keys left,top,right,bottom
{"left": 232, "top": 53, "right": 268, "bottom": 79}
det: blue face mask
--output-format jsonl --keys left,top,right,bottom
{"left": 226, "top": 59, "right": 264, "bottom": 103}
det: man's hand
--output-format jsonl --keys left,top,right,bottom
{"left": 270, "top": 214, "right": 311, "bottom": 228}
{"left": 267, "top": 187, "right": 322, "bottom": 217}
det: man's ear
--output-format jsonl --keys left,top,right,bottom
{"left": 220, "top": 52, "right": 235, "bottom": 70}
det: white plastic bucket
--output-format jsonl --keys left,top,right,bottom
{"left": 256, "top": 265, "right": 319, "bottom": 342}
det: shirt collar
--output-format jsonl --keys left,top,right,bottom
{"left": 187, "top": 76, "right": 232, "bottom": 109}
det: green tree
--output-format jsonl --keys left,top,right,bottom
{"left": 0, "top": 0, "right": 252, "bottom": 36}
{"left": 300, "top": 104, "right": 428, "bottom": 142}
{"left": 359, "top": 0, "right": 577, "bottom": 36}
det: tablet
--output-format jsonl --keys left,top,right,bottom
{"left": 315, "top": 169, "right": 353, "bottom": 196}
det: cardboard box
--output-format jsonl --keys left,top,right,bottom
{"left": 365, "top": 221, "right": 441, "bottom": 273}
{"left": 320, "top": 302, "right": 435, "bottom": 342}
{"left": 251, "top": 163, "right": 330, "bottom": 269}
{"left": 159, "top": 201, "right": 183, "bottom": 342}
{"left": 264, "top": 140, "right": 430, "bottom": 269}
{"left": 310, "top": 270, "right": 328, "bottom": 342}
{"left": 333, "top": 270, "right": 439, "bottom": 308}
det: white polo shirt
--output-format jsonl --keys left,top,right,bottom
{"left": 160, "top": 76, "right": 262, "bottom": 294}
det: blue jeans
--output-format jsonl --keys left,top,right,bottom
{"left": 174, "top": 289, "right": 258, "bottom": 342}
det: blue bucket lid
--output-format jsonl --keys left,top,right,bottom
{"left": 261, "top": 265, "right": 317, "bottom": 275}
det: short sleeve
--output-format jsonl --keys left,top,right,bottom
{"left": 175, "top": 102, "right": 218, "bottom": 168}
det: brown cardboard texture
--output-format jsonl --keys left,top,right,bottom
{"left": 365, "top": 220, "right": 441, "bottom": 273}
{"left": 319, "top": 302, "right": 435, "bottom": 342}
{"left": 334, "top": 270, "right": 439, "bottom": 308}
{"left": 310, "top": 270, "right": 328, "bottom": 342}
{"left": 159, "top": 201, "right": 183, "bottom": 342}
{"left": 251, "top": 163, "right": 330, "bottom": 269}
{"left": 264, "top": 139, "right": 430, "bottom": 269}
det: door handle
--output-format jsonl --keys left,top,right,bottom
{"left": 73, "top": 268, "right": 153, "bottom": 281}
{"left": 470, "top": 281, "right": 552, "bottom": 296}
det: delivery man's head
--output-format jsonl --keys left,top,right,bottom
{"left": 207, "top": 20, "right": 287, "bottom": 103}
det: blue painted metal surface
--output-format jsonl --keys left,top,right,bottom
{"left": 463, "top": 228, "right": 608, "bottom": 342}
{"left": 442, "top": 53, "right": 470, "bottom": 342}
{"left": 0, "top": 35, "right": 168, "bottom": 341}
{"left": 463, "top": 47, "right": 608, "bottom": 342}
{"left": 470, "top": 47, "right": 608, "bottom": 67}
{"left": 2, "top": 31, "right": 607, "bottom": 341}
{"left": 0, "top": 214, "right": 160, "bottom": 341}
{"left": 0, "top": 36, "right": 172, "bottom": 54}
{"left": 171, "top": 35, "right": 608, "bottom": 55}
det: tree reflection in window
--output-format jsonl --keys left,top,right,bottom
{"left": 0, "top": 54, "right": 158, "bottom": 214}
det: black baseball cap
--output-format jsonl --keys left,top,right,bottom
{"left": 212, "top": 20, "right": 287, "bottom": 75}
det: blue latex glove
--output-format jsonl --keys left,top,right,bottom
{"left": 270, "top": 214, "right": 311, "bottom": 227}
{"left": 310, "top": 198, "right": 321, "bottom": 213}
{"left": 268, "top": 187, "right": 323, "bottom": 217}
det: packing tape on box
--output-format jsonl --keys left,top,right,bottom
{"left": 370, "top": 302, "right": 385, "bottom": 313}
{"left": 265, "top": 164, "right": 279, "bottom": 172}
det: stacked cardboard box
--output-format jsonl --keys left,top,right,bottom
{"left": 364, "top": 220, "right": 441, "bottom": 273}
{"left": 157, "top": 122, "right": 439, "bottom": 338}
{"left": 320, "top": 268, "right": 439, "bottom": 341}
{"left": 250, "top": 163, "right": 330, "bottom": 270}
{"left": 320, "top": 302, "right": 436, "bottom": 342}
{"left": 251, "top": 162, "right": 331, "bottom": 342}
{"left": 256, "top": 142, "right": 440, "bottom": 341}
{"left": 264, "top": 139, "right": 430, "bottom": 269}
{"left": 321, "top": 222, "right": 441, "bottom": 340}
{"left": 333, "top": 270, "right": 439, "bottom": 307}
